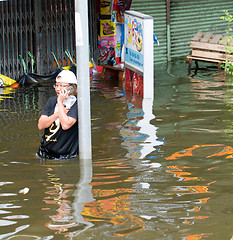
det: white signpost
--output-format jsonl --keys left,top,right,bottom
{"left": 124, "top": 10, "right": 154, "bottom": 100}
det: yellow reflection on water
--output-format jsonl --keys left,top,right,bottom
{"left": 0, "top": 87, "right": 15, "bottom": 96}
{"left": 0, "top": 87, "right": 15, "bottom": 111}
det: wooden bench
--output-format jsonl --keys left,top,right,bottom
{"left": 186, "top": 32, "right": 233, "bottom": 74}
{"left": 101, "top": 64, "right": 124, "bottom": 82}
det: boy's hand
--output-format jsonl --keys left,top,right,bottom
{"left": 64, "top": 107, "right": 70, "bottom": 114}
{"left": 58, "top": 88, "right": 68, "bottom": 104}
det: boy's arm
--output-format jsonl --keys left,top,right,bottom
{"left": 57, "top": 100, "right": 76, "bottom": 130}
{"left": 38, "top": 112, "right": 59, "bottom": 130}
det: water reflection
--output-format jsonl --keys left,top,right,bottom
{"left": 120, "top": 91, "right": 164, "bottom": 159}
{"left": 72, "top": 159, "right": 94, "bottom": 235}
{"left": 0, "top": 87, "right": 15, "bottom": 103}
{"left": 40, "top": 160, "right": 88, "bottom": 238}
{"left": 77, "top": 84, "right": 163, "bottom": 237}
{"left": 2, "top": 63, "right": 233, "bottom": 239}
{"left": 0, "top": 178, "right": 30, "bottom": 239}
{"left": 80, "top": 157, "right": 146, "bottom": 237}
{"left": 165, "top": 143, "right": 233, "bottom": 239}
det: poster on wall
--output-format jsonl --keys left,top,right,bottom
{"left": 111, "top": 0, "right": 132, "bottom": 23}
{"left": 100, "top": 0, "right": 112, "bottom": 17}
{"left": 115, "top": 23, "right": 124, "bottom": 63}
{"left": 100, "top": 19, "right": 117, "bottom": 47}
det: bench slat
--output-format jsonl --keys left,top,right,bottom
{"left": 187, "top": 54, "right": 224, "bottom": 63}
{"left": 209, "top": 34, "right": 222, "bottom": 44}
{"left": 191, "top": 32, "right": 204, "bottom": 41}
{"left": 192, "top": 49, "right": 233, "bottom": 61}
{"left": 200, "top": 33, "right": 213, "bottom": 43}
{"left": 190, "top": 41, "right": 226, "bottom": 52}
{"left": 219, "top": 36, "right": 230, "bottom": 45}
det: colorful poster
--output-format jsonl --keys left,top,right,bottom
{"left": 111, "top": 0, "right": 132, "bottom": 23}
{"left": 124, "top": 14, "right": 144, "bottom": 72}
{"left": 100, "top": 0, "right": 112, "bottom": 16}
{"left": 114, "top": 23, "right": 124, "bottom": 63}
{"left": 100, "top": 20, "right": 117, "bottom": 47}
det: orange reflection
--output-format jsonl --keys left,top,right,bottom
{"left": 184, "top": 233, "right": 212, "bottom": 240}
{"left": 81, "top": 157, "right": 146, "bottom": 236}
{"left": 166, "top": 145, "right": 222, "bottom": 236}
{"left": 43, "top": 167, "right": 78, "bottom": 237}
{"left": 171, "top": 183, "right": 214, "bottom": 195}
{"left": 167, "top": 165, "right": 201, "bottom": 181}
{"left": 166, "top": 144, "right": 233, "bottom": 160}
{"left": 81, "top": 172, "right": 146, "bottom": 236}
{"left": 188, "top": 198, "right": 210, "bottom": 214}
{"left": 207, "top": 146, "right": 233, "bottom": 158}
{"left": 166, "top": 144, "right": 223, "bottom": 160}
{"left": 43, "top": 158, "right": 145, "bottom": 237}
{"left": 198, "top": 197, "right": 210, "bottom": 204}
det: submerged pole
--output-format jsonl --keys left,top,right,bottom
{"left": 74, "top": 0, "right": 92, "bottom": 160}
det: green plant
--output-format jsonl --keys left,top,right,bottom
{"left": 220, "top": 10, "right": 233, "bottom": 75}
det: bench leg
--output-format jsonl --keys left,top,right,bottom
{"left": 218, "top": 62, "right": 222, "bottom": 68}
{"left": 118, "top": 71, "right": 124, "bottom": 82}
{"left": 101, "top": 67, "right": 106, "bottom": 78}
{"left": 195, "top": 61, "right": 199, "bottom": 69}
{"left": 188, "top": 58, "right": 192, "bottom": 74}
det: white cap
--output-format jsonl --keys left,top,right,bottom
{"left": 56, "top": 70, "right": 77, "bottom": 85}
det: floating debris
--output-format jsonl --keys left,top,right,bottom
{"left": 19, "top": 188, "right": 30, "bottom": 195}
{"left": 140, "top": 215, "right": 156, "bottom": 220}
{"left": 0, "top": 151, "right": 8, "bottom": 154}
{"left": 10, "top": 161, "right": 29, "bottom": 165}
{"left": 141, "top": 162, "right": 161, "bottom": 169}
{"left": 135, "top": 182, "right": 151, "bottom": 189}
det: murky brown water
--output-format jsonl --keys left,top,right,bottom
{"left": 1, "top": 60, "right": 233, "bottom": 239}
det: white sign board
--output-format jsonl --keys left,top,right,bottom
{"left": 124, "top": 11, "right": 154, "bottom": 99}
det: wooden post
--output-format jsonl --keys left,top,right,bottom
{"left": 166, "top": 0, "right": 171, "bottom": 62}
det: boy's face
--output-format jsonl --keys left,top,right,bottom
{"left": 54, "top": 82, "right": 70, "bottom": 96}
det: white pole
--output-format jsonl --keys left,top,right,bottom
{"left": 75, "top": 0, "right": 92, "bottom": 160}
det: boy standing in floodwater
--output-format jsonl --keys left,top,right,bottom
{"left": 37, "top": 70, "right": 79, "bottom": 159}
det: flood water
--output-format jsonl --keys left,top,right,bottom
{"left": 1, "top": 59, "right": 233, "bottom": 239}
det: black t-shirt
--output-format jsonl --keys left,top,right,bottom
{"left": 37, "top": 96, "right": 79, "bottom": 159}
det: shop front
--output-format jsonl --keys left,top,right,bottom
{"left": 2, "top": 0, "right": 233, "bottom": 81}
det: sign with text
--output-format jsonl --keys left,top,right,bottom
{"left": 124, "top": 11, "right": 154, "bottom": 99}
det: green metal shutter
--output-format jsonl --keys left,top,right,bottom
{"left": 130, "top": 0, "right": 167, "bottom": 64}
{"left": 170, "top": 0, "right": 233, "bottom": 59}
